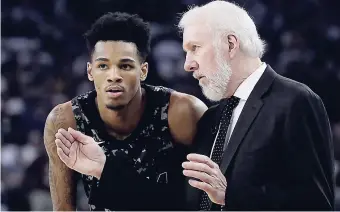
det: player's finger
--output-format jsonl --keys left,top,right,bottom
{"left": 55, "top": 139, "right": 70, "bottom": 155}
{"left": 68, "top": 128, "right": 90, "bottom": 144}
{"left": 55, "top": 132, "right": 72, "bottom": 148}
{"left": 58, "top": 128, "right": 75, "bottom": 143}
{"left": 57, "top": 147, "right": 72, "bottom": 167}
{"left": 68, "top": 141, "right": 78, "bottom": 162}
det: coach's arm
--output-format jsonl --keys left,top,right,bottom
{"left": 225, "top": 89, "right": 334, "bottom": 210}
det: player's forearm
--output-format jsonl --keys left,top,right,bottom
{"left": 44, "top": 103, "right": 78, "bottom": 210}
{"left": 49, "top": 163, "right": 77, "bottom": 211}
{"left": 46, "top": 130, "right": 76, "bottom": 211}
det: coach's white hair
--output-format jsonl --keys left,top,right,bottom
{"left": 178, "top": 0, "right": 266, "bottom": 58}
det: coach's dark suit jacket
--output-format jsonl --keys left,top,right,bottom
{"left": 186, "top": 65, "right": 335, "bottom": 210}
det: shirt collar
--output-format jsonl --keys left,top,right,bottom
{"left": 233, "top": 62, "right": 267, "bottom": 101}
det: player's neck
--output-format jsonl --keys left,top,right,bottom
{"left": 97, "top": 88, "right": 146, "bottom": 136}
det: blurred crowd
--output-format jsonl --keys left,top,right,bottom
{"left": 1, "top": 0, "right": 340, "bottom": 210}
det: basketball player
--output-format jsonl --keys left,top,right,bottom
{"left": 43, "top": 12, "right": 207, "bottom": 211}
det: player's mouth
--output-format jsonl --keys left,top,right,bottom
{"left": 105, "top": 85, "right": 124, "bottom": 98}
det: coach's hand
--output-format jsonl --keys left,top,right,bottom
{"left": 182, "top": 153, "right": 226, "bottom": 205}
{"left": 55, "top": 128, "right": 106, "bottom": 179}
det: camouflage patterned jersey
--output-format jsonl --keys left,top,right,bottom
{"left": 71, "top": 84, "right": 188, "bottom": 211}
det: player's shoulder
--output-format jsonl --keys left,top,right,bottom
{"left": 46, "top": 101, "right": 76, "bottom": 130}
{"left": 169, "top": 91, "right": 208, "bottom": 116}
{"left": 143, "top": 83, "right": 208, "bottom": 114}
{"left": 44, "top": 101, "right": 75, "bottom": 151}
{"left": 167, "top": 91, "right": 208, "bottom": 145}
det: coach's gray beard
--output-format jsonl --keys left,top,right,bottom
{"left": 201, "top": 51, "right": 232, "bottom": 102}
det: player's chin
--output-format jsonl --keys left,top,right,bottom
{"left": 105, "top": 102, "right": 126, "bottom": 111}
{"left": 104, "top": 98, "right": 127, "bottom": 110}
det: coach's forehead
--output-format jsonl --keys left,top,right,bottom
{"left": 183, "top": 25, "right": 212, "bottom": 47}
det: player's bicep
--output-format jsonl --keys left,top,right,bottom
{"left": 44, "top": 105, "right": 77, "bottom": 211}
{"left": 168, "top": 93, "right": 207, "bottom": 145}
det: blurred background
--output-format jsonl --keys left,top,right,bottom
{"left": 1, "top": 0, "right": 340, "bottom": 210}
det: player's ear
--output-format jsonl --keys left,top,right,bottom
{"left": 140, "top": 62, "right": 148, "bottom": 81}
{"left": 87, "top": 62, "right": 94, "bottom": 81}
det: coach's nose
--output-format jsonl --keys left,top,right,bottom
{"left": 184, "top": 59, "right": 199, "bottom": 72}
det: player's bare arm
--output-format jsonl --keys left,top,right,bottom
{"left": 43, "top": 101, "right": 78, "bottom": 211}
{"left": 168, "top": 92, "right": 208, "bottom": 145}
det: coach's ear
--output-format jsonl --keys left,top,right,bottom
{"left": 87, "top": 62, "right": 94, "bottom": 81}
{"left": 226, "top": 34, "right": 239, "bottom": 59}
{"left": 140, "top": 62, "right": 148, "bottom": 81}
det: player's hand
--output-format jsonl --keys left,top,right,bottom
{"left": 182, "top": 153, "right": 226, "bottom": 205}
{"left": 55, "top": 128, "right": 106, "bottom": 179}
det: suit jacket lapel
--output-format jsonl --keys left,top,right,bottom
{"left": 220, "top": 65, "right": 277, "bottom": 174}
{"left": 220, "top": 97, "right": 263, "bottom": 173}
